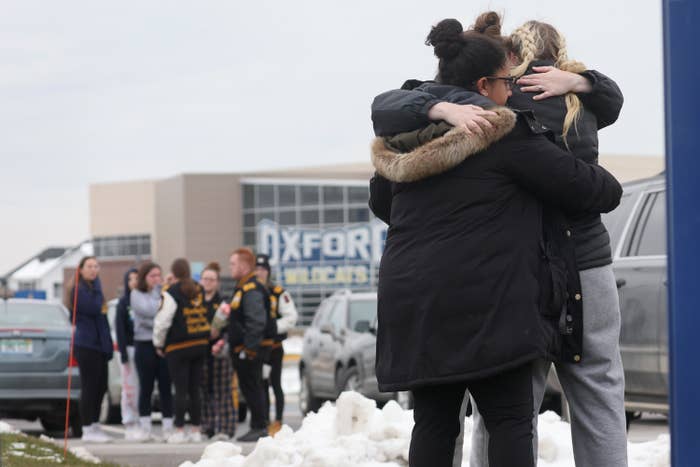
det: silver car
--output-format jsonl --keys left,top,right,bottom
{"left": 299, "top": 290, "right": 409, "bottom": 414}
{"left": 0, "top": 299, "right": 83, "bottom": 436}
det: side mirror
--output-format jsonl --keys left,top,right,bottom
{"left": 354, "top": 320, "right": 371, "bottom": 334}
{"left": 320, "top": 324, "right": 333, "bottom": 335}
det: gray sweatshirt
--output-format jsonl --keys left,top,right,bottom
{"left": 130, "top": 286, "right": 162, "bottom": 342}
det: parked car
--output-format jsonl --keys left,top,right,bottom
{"left": 298, "top": 290, "right": 410, "bottom": 414}
{"left": 0, "top": 299, "right": 83, "bottom": 436}
{"left": 602, "top": 174, "right": 668, "bottom": 420}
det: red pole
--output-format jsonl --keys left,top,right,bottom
{"left": 64, "top": 268, "right": 80, "bottom": 459}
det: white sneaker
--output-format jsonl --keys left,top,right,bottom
{"left": 188, "top": 431, "right": 203, "bottom": 443}
{"left": 81, "top": 424, "right": 112, "bottom": 443}
{"left": 167, "top": 430, "right": 187, "bottom": 444}
{"left": 124, "top": 424, "right": 140, "bottom": 441}
{"left": 210, "top": 433, "right": 230, "bottom": 441}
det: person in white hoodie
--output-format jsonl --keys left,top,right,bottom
{"left": 130, "top": 262, "right": 174, "bottom": 440}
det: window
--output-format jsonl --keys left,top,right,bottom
{"left": 244, "top": 213, "right": 255, "bottom": 228}
{"left": 257, "top": 185, "right": 275, "bottom": 208}
{"left": 243, "top": 230, "right": 256, "bottom": 246}
{"left": 0, "top": 303, "right": 68, "bottom": 327}
{"left": 312, "top": 299, "right": 333, "bottom": 328}
{"left": 348, "top": 299, "right": 377, "bottom": 332}
{"left": 278, "top": 185, "right": 296, "bottom": 207}
{"left": 279, "top": 210, "right": 296, "bottom": 225}
{"left": 636, "top": 192, "right": 667, "bottom": 256}
{"left": 301, "top": 209, "right": 320, "bottom": 226}
{"left": 348, "top": 207, "right": 369, "bottom": 223}
{"left": 348, "top": 186, "right": 369, "bottom": 204}
{"left": 323, "top": 208, "right": 344, "bottom": 225}
{"left": 601, "top": 192, "right": 637, "bottom": 254}
{"left": 243, "top": 185, "right": 255, "bottom": 209}
{"left": 300, "top": 186, "right": 319, "bottom": 205}
{"left": 323, "top": 186, "right": 344, "bottom": 205}
{"left": 93, "top": 234, "right": 151, "bottom": 259}
{"left": 329, "top": 300, "right": 347, "bottom": 332}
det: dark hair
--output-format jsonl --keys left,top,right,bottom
{"left": 136, "top": 262, "right": 161, "bottom": 293}
{"left": 471, "top": 11, "right": 505, "bottom": 40}
{"left": 64, "top": 256, "right": 99, "bottom": 309}
{"left": 425, "top": 18, "right": 507, "bottom": 90}
{"left": 171, "top": 258, "right": 198, "bottom": 300}
{"left": 202, "top": 262, "right": 221, "bottom": 280}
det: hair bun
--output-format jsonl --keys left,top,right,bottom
{"left": 205, "top": 262, "right": 220, "bottom": 273}
{"left": 471, "top": 11, "right": 503, "bottom": 39}
{"left": 426, "top": 18, "right": 464, "bottom": 60}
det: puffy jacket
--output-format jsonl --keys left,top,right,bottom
{"left": 369, "top": 102, "right": 621, "bottom": 390}
{"left": 371, "top": 66, "right": 624, "bottom": 271}
{"left": 115, "top": 268, "right": 137, "bottom": 363}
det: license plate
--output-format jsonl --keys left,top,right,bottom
{"left": 0, "top": 339, "right": 33, "bottom": 354}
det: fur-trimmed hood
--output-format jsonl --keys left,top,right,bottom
{"left": 371, "top": 106, "right": 516, "bottom": 183}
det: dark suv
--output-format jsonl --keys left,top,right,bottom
{"left": 298, "top": 290, "right": 408, "bottom": 414}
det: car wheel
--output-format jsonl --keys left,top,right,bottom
{"left": 339, "top": 366, "right": 361, "bottom": 393}
{"left": 625, "top": 411, "right": 641, "bottom": 431}
{"left": 299, "top": 368, "right": 323, "bottom": 415}
{"left": 40, "top": 416, "right": 64, "bottom": 433}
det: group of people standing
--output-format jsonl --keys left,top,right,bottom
{"left": 65, "top": 248, "right": 297, "bottom": 445}
{"left": 370, "top": 11, "right": 627, "bottom": 467}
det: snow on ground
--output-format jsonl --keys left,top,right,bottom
{"left": 181, "top": 391, "right": 670, "bottom": 467}
{"left": 0, "top": 420, "right": 19, "bottom": 433}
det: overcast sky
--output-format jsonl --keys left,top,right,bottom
{"left": 0, "top": 0, "right": 664, "bottom": 275}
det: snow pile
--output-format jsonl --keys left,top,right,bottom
{"left": 0, "top": 420, "right": 19, "bottom": 433}
{"left": 181, "top": 391, "right": 670, "bottom": 467}
{"left": 70, "top": 446, "right": 102, "bottom": 464}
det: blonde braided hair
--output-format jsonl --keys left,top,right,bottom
{"left": 509, "top": 21, "right": 587, "bottom": 149}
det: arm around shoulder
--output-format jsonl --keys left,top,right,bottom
{"left": 503, "top": 130, "right": 622, "bottom": 214}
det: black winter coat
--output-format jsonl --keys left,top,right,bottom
{"left": 115, "top": 268, "right": 137, "bottom": 364}
{"left": 369, "top": 106, "right": 622, "bottom": 391}
{"left": 371, "top": 71, "right": 624, "bottom": 364}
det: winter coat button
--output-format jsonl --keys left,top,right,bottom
{"left": 574, "top": 293, "right": 582, "bottom": 301}
{"left": 565, "top": 230, "right": 572, "bottom": 237}
{"left": 573, "top": 354, "right": 581, "bottom": 362}
{"left": 566, "top": 315, "right": 573, "bottom": 322}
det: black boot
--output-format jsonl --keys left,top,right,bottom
{"left": 236, "top": 428, "right": 268, "bottom": 443}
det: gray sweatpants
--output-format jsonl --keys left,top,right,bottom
{"left": 465, "top": 264, "right": 628, "bottom": 467}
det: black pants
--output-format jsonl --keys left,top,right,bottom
{"left": 134, "top": 341, "right": 173, "bottom": 418}
{"left": 233, "top": 353, "right": 267, "bottom": 430}
{"left": 74, "top": 346, "right": 109, "bottom": 427}
{"left": 166, "top": 351, "right": 205, "bottom": 427}
{"left": 409, "top": 363, "right": 534, "bottom": 467}
{"left": 263, "top": 345, "right": 285, "bottom": 422}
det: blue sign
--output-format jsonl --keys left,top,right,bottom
{"left": 14, "top": 290, "right": 47, "bottom": 300}
{"left": 256, "top": 220, "right": 387, "bottom": 288}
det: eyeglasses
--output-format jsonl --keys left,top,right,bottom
{"left": 486, "top": 76, "right": 515, "bottom": 90}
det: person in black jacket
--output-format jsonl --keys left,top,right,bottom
{"left": 115, "top": 267, "right": 139, "bottom": 438}
{"left": 371, "top": 12, "right": 627, "bottom": 467}
{"left": 211, "top": 248, "right": 270, "bottom": 443}
{"left": 153, "top": 258, "right": 211, "bottom": 444}
{"left": 369, "top": 19, "right": 622, "bottom": 467}
{"left": 65, "top": 256, "right": 113, "bottom": 443}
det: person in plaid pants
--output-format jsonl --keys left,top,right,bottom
{"left": 199, "top": 262, "right": 236, "bottom": 439}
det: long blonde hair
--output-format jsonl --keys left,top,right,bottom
{"left": 509, "top": 21, "right": 586, "bottom": 149}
